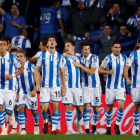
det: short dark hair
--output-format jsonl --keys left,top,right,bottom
{"left": 3, "top": 36, "right": 11, "bottom": 43}
{"left": 48, "top": 35, "right": 57, "bottom": 42}
{"left": 112, "top": 2, "right": 120, "bottom": 7}
{"left": 10, "top": 48, "right": 18, "bottom": 54}
{"left": 65, "top": 39, "right": 75, "bottom": 46}
{"left": 18, "top": 28, "right": 27, "bottom": 36}
{"left": 120, "top": 24, "right": 128, "bottom": 29}
{"left": 50, "top": 0, "right": 59, "bottom": 6}
{"left": 103, "top": 24, "right": 112, "bottom": 29}
{"left": 136, "top": 5, "right": 140, "bottom": 11}
{"left": 0, "top": 37, "right": 9, "bottom": 44}
{"left": 11, "top": 4, "right": 19, "bottom": 9}
{"left": 113, "top": 41, "right": 121, "bottom": 47}
{"left": 40, "top": 38, "right": 48, "bottom": 46}
{"left": 80, "top": 41, "right": 90, "bottom": 50}
{"left": 17, "top": 50, "right": 26, "bottom": 56}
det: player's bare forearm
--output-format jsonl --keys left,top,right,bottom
{"left": 80, "top": 65, "right": 96, "bottom": 75}
{"left": 15, "top": 66, "right": 23, "bottom": 76}
{"left": 34, "top": 66, "right": 41, "bottom": 86}
{"left": 98, "top": 66, "right": 114, "bottom": 75}
{"left": 124, "top": 66, "right": 130, "bottom": 79}
{"left": 60, "top": 68, "right": 66, "bottom": 87}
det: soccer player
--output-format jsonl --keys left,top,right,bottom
{"left": 0, "top": 37, "right": 23, "bottom": 135}
{"left": 62, "top": 40, "right": 83, "bottom": 134}
{"left": 29, "top": 38, "right": 48, "bottom": 63}
{"left": 34, "top": 35, "right": 66, "bottom": 135}
{"left": 98, "top": 42, "right": 127, "bottom": 135}
{"left": 124, "top": 48, "right": 140, "bottom": 136}
{"left": 16, "top": 50, "right": 40, "bottom": 135}
{"left": 73, "top": 42, "right": 101, "bottom": 134}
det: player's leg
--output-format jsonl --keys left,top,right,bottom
{"left": 91, "top": 87, "right": 101, "bottom": 135}
{"left": 131, "top": 88, "right": 140, "bottom": 136}
{"left": 40, "top": 87, "right": 50, "bottom": 134}
{"left": 105, "top": 88, "right": 115, "bottom": 135}
{"left": 56, "top": 109, "right": 61, "bottom": 134}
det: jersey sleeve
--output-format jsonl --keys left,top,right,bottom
{"left": 91, "top": 55, "right": 98, "bottom": 68}
{"left": 25, "top": 39, "right": 31, "bottom": 49}
{"left": 101, "top": 55, "right": 110, "bottom": 68}
{"left": 57, "top": 10, "right": 62, "bottom": 20}
{"left": 36, "top": 54, "right": 43, "bottom": 68}
{"left": 59, "top": 56, "right": 65, "bottom": 68}
{"left": 31, "top": 64, "right": 36, "bottom": 73}
{"left": 34, "top": 52, "right": 42, "bottom": 59}
{"left": 125, "top": 52, "right": 134, "bottom": 67}
{"left": 14, "top": 56, "right": 21, "bottom": 69}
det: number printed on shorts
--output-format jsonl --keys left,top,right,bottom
{"left": 96, "top": 97, "right": 99, "bottom": 102}
{"left": 9, "top": 100, "right": 12, "bottom": 105}
{"left": 80, "top": 96, "right": 83, "bottom": 102}
{"left": 31, "top": 101, "right": 37, "bottom": 107}
{"left": 55, "top": 91, "right": 61, "bottom": 97}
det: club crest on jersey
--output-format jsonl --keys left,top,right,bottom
{"left": 94, "top": 59, "right": 97, "bottom": 63}
{"left": 88, "top": 60, "right": 90, "bottom": 63}
{"left": 56, "top": 57, "right": 58, "bottom": 60}
{"left": 26, "top": 68, "right": 29, "bottom": 71}
{"left": 62, "top": 60, "right": 64, "bottom": 64}
{"left": 8, "top": 59, "right": 11, "bottom": 63}
{"left": 122, "top": 58, "right": 124, "bottom": 62}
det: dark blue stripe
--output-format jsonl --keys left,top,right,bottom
{"left": 133, "top": 52, "right": 138, "bottom": 88}
{"left": 56, "top": 53, "right": 61, "bottom": 87}
{"left": 42, "top": 52, "right": 46, "bottom": 87}
{"left": 15, "top": 36, "right": 20, "bottom": 46}
{"left": 75, "top": 66, "right": 79, "bottom": 88}
{"left": 28, "top": 63, "right": 34, "bottom": 92}
{"left": 49, "top": 55, "right": 53, "bottom": 87}
{"left": 107, "top": 55, "right": 112, "bottom": 88}
{"left": 84, "top": 72, "right": 88, "bottom": 87}
{"left": 22, "top": 38, "right": 27, "bottom": 50}
{"left": 20, "top": 72, "right": 27, "bottom": 94}
{"left": 114, "top": 59, "right": 120, "bottom": 89}
{"left": 1, "top": 58, "right": 5, "bottom": 89}
{"left": 9, "top": 54, "right": 14, "bottom": 90}
{"left": 66, "top": 58, "right": 72, "bottom": 88}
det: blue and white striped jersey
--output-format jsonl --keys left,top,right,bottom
{"left": 80, "top": 53, "right": 100, "bottom": 88}
{"left": 126, "top": 50, "right": 140, "bottom": 88}
{"left": 11, "top": 35, "right": 31, "bottom": 50}
{"left": 17, "top": 61, "right": 35, "bottom": 94}
{"left": 101, "top": 53, "right": 127, "bottom": 89}
{"left": 0, "top": 52, "right": 21, "bottom": 90}
{"left": 36, "top": 51, "right": 64, "bottom": 88}
{"left": 34, "top": 51, "right": 42, "bottom": 59}
{"left": 63, "top": 55, "right": 81, "bottom": 88}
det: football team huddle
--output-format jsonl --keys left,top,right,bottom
{"left": 0, "top": 35, "right": 139, "bottom": 136}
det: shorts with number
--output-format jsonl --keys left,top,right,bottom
{"left": 0, "top": 89, "right": 15, "bottom": 110}
{"left": 83, "top": 87, "right": 101, "bottom": 107}
{"left": 105, "top": 88, "right": 126, "bottom": 105}
{"left": 18, "top": 91, "right": 38, "bottom": 111}
{"left": 40, "top": 87, "right": 61, "bottom": 103}
{"left": 131, "top": 88, "right": 140, "bottom": 103}
{"left": 62, "top": 88, "right": 84, "bottom": 106}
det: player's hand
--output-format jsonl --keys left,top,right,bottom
{"left": 36, "top": 85, "right": 40, "bottom": 92}
{"left": 72, "top": 61, "right": 81, "bottom": 68}
{"left": 5, "top": 74, "right": 13, "bottom": 80}
{"left": 126, "top": 78, "right": 132, "bottom": 85}
{"left": 85, "top": 32, "right": 90, "bottom": 39}
{"left": 103, "top": 74, "right": 107, "bottom": 81}
{"left": 30, "top": 90, "right": 36, "bottom": 97}
{"left": 109, "top": 69, "right": 114, "bottom": 75}
{"left": 61, "top": 86, "right": 66, "bottom": 97}
{"left": 63, "top": 53, "right": 70, "bottom": 58}
{"left": 109, "top": 8, "right": 115, "bottom": 15}
{"left": 15, "top": 93, "right": 19, "bottom": 102}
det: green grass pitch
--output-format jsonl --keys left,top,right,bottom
{"left": 0, "top": 134, "right": 139, "bottom": 140}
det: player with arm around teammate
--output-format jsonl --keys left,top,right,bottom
{"left": 98, "top": 42, "right": 127, "bottom": 135}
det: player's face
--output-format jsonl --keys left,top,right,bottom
{"left": 103, "top": 26, "right": 112, "bottom": 36}
{"left": 0, "top": 41, "right": 8, "bottom": 55}
{"left": 112, "top": 4, "right": 120, "bottom": 14}
{"left": 39, "top": 42, "right": 47, "bottom": 52}
{"left": 112, "top": 44, "right": 121, "bottom": 56}
{"left": 120, "top": 26, "right": 128, "bottom": 36}
{"left": 47, "top": 38, "right": 57, "bottom": 49}
{"left": 11, "top": 5, "right": 19, "bottom": 15}
{"left": 81, "top": 45, "right": 90, "bottom": 57}
{"left": 65, "top": 42, "right": 75, "bottom": 55}
{"left": 137, "top": 7, "right": 140, "bottom": 17}
{"left": 77, "top": 2, "right": 85, "bottom": 11}
{"left": 17, "top": 53, "right": 26, "bottom": 65}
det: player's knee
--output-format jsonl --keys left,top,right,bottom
{"left": 18, "top": 106, "right": 25, "bottom": 113}
{"left": 119, "top": 106, "right": 124, "bottom": 111}
{"left": 66, "top": 105, "right": 72, "bottom": 111}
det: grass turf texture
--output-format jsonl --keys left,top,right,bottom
{"left": 0, "top": 134, "right": 139, "bottom": 140}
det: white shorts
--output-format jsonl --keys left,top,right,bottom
{"left": 40, "top": 87, "right": 61, "bottom": 103}
{"left": 131, "top": 88, "right": 140, "bottom": 103}
{"left": 62, "top": 88, "right": 84, "bottom": 106}
{"left": 0, "top": 89, "right": 15, "bottom": 111}
{"left": 105, "top": 88, "right": 126, "bottom": 105}
{"left": 83, "top": 87, "right": 101, "bottom": 107}
{"left": 18, "top": 91, "right": 38, "bottom": 111}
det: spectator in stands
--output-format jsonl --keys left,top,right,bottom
{"left": 100, "top": 3, "right": 125, "bottom": 36}
{"left": 11, "top": 28, "right": 31, "bottom": 59}
{"left": 85, "top": 24, "right": 118, "bottom": 63}
{"left": 117, "top": 25, "right": 136, "bottom": 56}
{"left": 0, "top": 4, "right": 27, "bottom": 38}
{"left": 40, "top": 0, "right": 66, "bottom": 53}
{"left": 62, "top": 0, "right": 99, "bottom": 53}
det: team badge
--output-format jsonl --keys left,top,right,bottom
{"left": 88, "top": 60, "right": 90, "bottom": 63}
{"left": 56, "top": 57, "right": 58, "bottom": 60}
{"left": 8, "top": 59, "right": 11, "bottom": 63}
{"left": 26, "top": 68, "right": 29, "bottom": 71}
{"left": 122, "top": 58, "right": 124, "bottom": 62}
{"left": 94, "top": 59, "right": 97, "bottom": 63}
